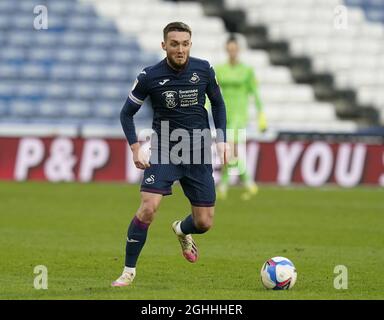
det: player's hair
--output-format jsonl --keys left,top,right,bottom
{"left": 226, "top": 34, "right": 238, "bottom": 44}
{"left": 163, "top": 22, "right": 192, "bottom": 40}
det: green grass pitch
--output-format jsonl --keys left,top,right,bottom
{"left": 0, "top": 181, "right": 383, "bottom": 300}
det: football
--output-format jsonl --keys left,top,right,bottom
{"left": 260, "top": 256, "right": 297, "bottom": 290}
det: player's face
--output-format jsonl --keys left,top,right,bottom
{"left": 226, "top": 41, "right": 239, "bottom": 61}
{"left": 162, "top": 31, "right": 192, "bottom": 69}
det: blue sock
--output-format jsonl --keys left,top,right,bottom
{"left": 125, "top": 216, "right": 149, "bottom": 268}
{"left": 180, "top": 214, "right": 206, "bottom": 234}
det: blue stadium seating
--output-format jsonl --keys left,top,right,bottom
{"left": 93, "top": 101, "right": 122, "bottom": 119}
{"left": 0, "top": 102, "right": 9, "bottom": 117}
{"left": 63, "top": 101, "right": 92, "bottom": 118}
{"left": 345, "top": 0, "right": 384, "bottom": 23}
{"left": 38, "top": 100, "right": 65, "bottom": 118}
{"left": 9, "top": 100, "right": 40, "bottom": 117}
{"left": 0, "top": 0, "right": 157, "bottom": 131}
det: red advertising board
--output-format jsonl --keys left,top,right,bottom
{"left": 0, "top": 137, "right": 383, "bottom": 186}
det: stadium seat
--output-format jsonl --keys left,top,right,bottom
{"left": 0, "top": 14, "right": 11, "bottom": 31}
{"left": 254, "top": 67, "right": 292, "bottom": 85}
{"left": 55, "top": 49, "right": 82, "bottom": 63}
{"left": 27, "top": 48, "right": 57, "bottom": 64}
{"left": 61, "top": 32, "right": 90, "bottom": 47}
{"left": 16, "top": 83, "right": 45, "bottom": 100}
{"left": 63, "top": 101, "right": 92, "bottom": 118}
{"left": 38, "top": 100, "right": 65, "bottom": 118}
{"left": 34, "top": 32, "right": 61, "bottom": 47}
{"left": 20, "top": 64, "right": 50, "bottom": 80}
{"left": 0, "top": 1, "right": 16, "bottom": 13}
{"left": 75, "top": 65, "right": 102, "bottom": 81}
{"left": 72, "top": 83, "right": 100, "bottom": 100}
{"left": 81, "top": 49, "right": 109, "bottom": 64}
{"left": 0, "top": 101, "right": 8, "bottom": 116}
{"left": 0, "top": 83, "right": 16, "bottom": 100}
{"left": 50, "top": 64, "right": 77, "bottom": 80}
{"left": 0, "top": 64, "right": 20, "bottom": 80}
{"left": 9, "top": 100, "right": 39, "bottom": 117}
{"left": 44, "top": 83, "right": 72, "bottom": 100}
{"left": 94, "top": 101, "right": 121, "bottom": 119}
{"left": 98, "top": 83, "right": 129, "bottom": 101}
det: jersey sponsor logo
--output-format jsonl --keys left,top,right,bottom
{"left": 159, "top": 79, "right": 170, "bottom": 85}
{"left": 189, "top": 72, "right": 200, "bottom": 84}
{"left": 179, "top": 89, "right": 198, "bottom": 107}
{"left": 145, "top": 174, "right": 155, "bottom": 184}
{"left": 162, "top": 91, "right": 178, "bottom": 108}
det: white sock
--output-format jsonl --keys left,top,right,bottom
{"left": 175, "top": 221, "right": 185, "bottom": 236}
{"left": 123, "top": 266, "right": 136, "bottom": 276}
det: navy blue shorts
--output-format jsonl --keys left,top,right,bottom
{"left": 140, "top": 163, "right": 216, "bottom": 207}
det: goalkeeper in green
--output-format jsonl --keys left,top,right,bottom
{"left": 215, "top": 35, "right": 267, "bottom": 200}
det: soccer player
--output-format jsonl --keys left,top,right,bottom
{"left": 214, "top": 35, "right": 267, "bottom": 200}
{"left": 112, "top": 22, "right": 228, "bottom": 286}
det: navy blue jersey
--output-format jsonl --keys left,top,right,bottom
{"left": 121, "top": 57, "right": 226, "bottom": 158}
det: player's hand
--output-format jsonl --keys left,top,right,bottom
{"left": 258, "top": 111, "right": 268, "bottom": 133}
{"left": 131, "top": 142, "right": 150, "bottom": 170}
{"left": 216, "top": 142, "right": 231, "bottom": 166}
